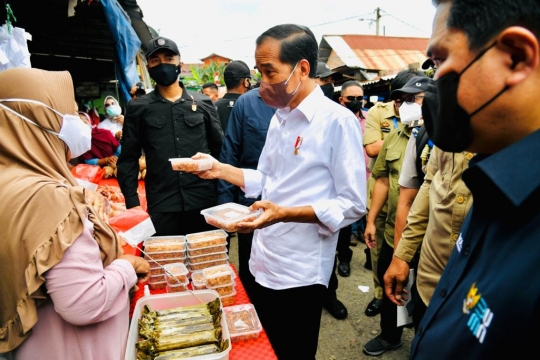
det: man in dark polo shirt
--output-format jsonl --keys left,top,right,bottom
{"left": 410, "top": 0, "right": 540, "bottom": 358}
{"left": 117, "top": 36, "right": 224, "bottom": 236}
{"left": 214, "top": 60, "right": 253, "bottom": 133}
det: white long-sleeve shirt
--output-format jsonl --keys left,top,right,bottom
{"left": 243, "top": 85, "right": 367, "bottom": 290}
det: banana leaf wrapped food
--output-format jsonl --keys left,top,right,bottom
{"left": 136, "top": 297, "right": 229, "bottom": 358}
{"left": 138, "top": 328, "right": 222, "bottom": 353}
{"left": 153, "top": 339, "right": 230, "bottom": 360}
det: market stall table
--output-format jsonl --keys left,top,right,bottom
{"left": 130, "top": 264, "right": 277, "bottom": 360}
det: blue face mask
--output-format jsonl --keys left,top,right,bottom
{"left": 106, "top": 104, "right": 122, "bottom": 118}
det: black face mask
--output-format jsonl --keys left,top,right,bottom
{"left": 149, "top": 63, "right": 180, "bottom": 87}
{"left": 344, "top": 100, "right": 363, "bottom": 115}
{"left": 320, "top": 83, "right": 334, "bottom": 99}
{"left": 422, "top": 42, "right": 508, "bottom": 152}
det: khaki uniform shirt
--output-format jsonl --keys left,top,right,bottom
{"left": 394, "top": 148, "right": 474, "bottom": 305}
{"left": 363, "top": 101, "right": 399, "bottom": 172}
{"left": 371, "top": 124, "right": 411, "bottom": 248}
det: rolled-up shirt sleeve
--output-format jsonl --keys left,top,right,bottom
{"left": 242, "top": 168, "right": 264, "bottom": 199}
{"left": 44, "top": 219, "right": 137, "bottom": 326}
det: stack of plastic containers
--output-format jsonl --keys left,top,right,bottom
{"left": 202, "top": 264, "right": 236, "bottom": 306}
{"left": 164, "top": 263, "right": 190, "bottom": 293}
{"left": 143, "top": 236, "right": 187, "bottom": 290}
{"left": 185, "top": 229, "right": 229, "bottom": 272}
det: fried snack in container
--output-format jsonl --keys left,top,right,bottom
{"left": 224, "top": 303, "right": 262, "bottom": 342}
{"left": 188, "top": 258, "right": 228, "bottom": 271}
{"left": 163, "top": 263, "right": 189, "bottom": 285}
{"left": 169, "top": 158, "right": 213, "bottom": 172}
{"left": 143, "top": 236, "right": 186, "bottom": 252}
{"left": 207, "top": 282, "right": 235, "bottom": 296}
{"left": 186, "top": 230, "right": 228, "bottom": 249}
{"left": 188, "top": 251, "right": 228, "bottom": 265}
{"left": 200, "top": 203, "right": 261, "bottom": 232}
{"left": 202, "top": 264, "right": 234, "bottom": 287}
{"left": 220, "top": 289, "right": 236, "bottom": 307}
{"left": 187, "top": 244, "right": 227, "bottom": 257}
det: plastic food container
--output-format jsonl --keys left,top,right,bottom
{"left": 202, "top": 264, "right": 234, "bottom": 287}
{"left": 200, "top": 203, "right": 261, "bottom": 232}
{"left": 166, "top": 278, "right": 190, "bottom": 293}
{"left": 148, "top": 277, "right": 166, "bottom": 290}
{"left": 187, "top": 243, "right": 228, "bottom": 257}
{"left": 169, "top": 158, "right": 213, "bottom": 172}
{"left": 144, "top": 249, "right": 186, "bottom": 260}
{"left": 188, "top": 258, "right": 229, "bottom": 271}
{"left": 206, "top": 280, "right": 235, "bottom": 296}
{"left": 143, "top": 236, "right": 186, "bottom": 252}
{"left": 145, "top": 257, "right": 188, "bottom": 274}
{"left": 149, "top": 257, "right": 187, "bottom": 276}
{"left": 164, "top": 262, "right": 189, "bottom": 285}
{"left": 125, "top": 290, "right": 231, "bottom": 360}
{"left": 221, "top": 288, "right": 236, "bottom": 307}
{"left": 224, "top": 303, "right": 262, "bottom": 342}
{"left": 186, "top": 230, "right": 228, "bottom": 249}
{"left": 191, "top": 271, "right": 207, "bottom": 290}
{"left": 149, "top": 273, "right": 165, "bottom": 283}
{"left": 188, "top": 251, "right": 228, "bottom": 265}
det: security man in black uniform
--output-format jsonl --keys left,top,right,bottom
{"left": 214, "top": 60, "right": 252, "bottom": 134}
{"left": 117, "top": 36, "right": 224, "bottom": 236}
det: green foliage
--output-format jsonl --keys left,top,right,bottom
{"left": 181, "top": 60, "right": 227, "bottom": 88}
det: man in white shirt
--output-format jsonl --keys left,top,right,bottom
{"left": 192, "top": 24, "right": 366, "bottom": 359}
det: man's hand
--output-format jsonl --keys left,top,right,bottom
{"left": 364, "top": 220, "right": 377, "bottom": 249}
{"left": 384, "top": 256, "right": 411, "bottom": 306}
{"left": 85, "top": 188, "right": 109, "bottom": 223}
{"left": 190, "top": 153, "right": 222, "bottom": 179}
{"left": 235, "top": 200, "right": 284, "bottom": 233}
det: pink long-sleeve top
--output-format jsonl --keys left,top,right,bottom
{"left": 14, "top": 218, "right": 138, "bottom": 360}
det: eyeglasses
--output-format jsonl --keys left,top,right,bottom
{"left": 402, "top": 95, "right": 425, "bottom": 104}
{"left": 345, "top": 95, "right": 364, "bottom": 102}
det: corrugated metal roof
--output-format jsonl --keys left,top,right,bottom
{"left": 323, "top": 35, "right": 429, "bottom": 74}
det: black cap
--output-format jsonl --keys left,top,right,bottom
{"left": 422, "top": 58, "right": 435, "bottom": 70}
{"left": 316, "top": 62, "right": 343, "bottom": 79}
{"left": 224, "top": 60, "right": 252, "bottom": 80}
{"left": 390, "top": 76, "right": 430, "bottom": 99}
{"left": 145, "top": 37, "right": 180, "bottom": 58}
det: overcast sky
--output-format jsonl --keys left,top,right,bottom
{"left": 136, "top": 0, "right": 437, "bottom": 68}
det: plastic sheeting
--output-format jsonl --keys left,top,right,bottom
{"left": 101, "top": 0, "right": 141, "bottom": 102}
{"left": 0, "top": 25, "right": 32, "bottom": 72}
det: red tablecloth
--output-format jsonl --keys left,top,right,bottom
{"left": 130, "top": 264, "right": 277, "bottom": 360}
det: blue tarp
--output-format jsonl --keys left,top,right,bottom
{"left": 101, "top": 0, "right": 141, "bottom": 102}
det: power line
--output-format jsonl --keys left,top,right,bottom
{"left": 379, "top": 9, "right": 429, "bottom": 34}
{"left": 178, "top": 12, "right": 375, "bottom": 47}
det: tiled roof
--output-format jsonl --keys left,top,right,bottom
{"left": 320, "top": 35, "right": 429, "bottom": 75}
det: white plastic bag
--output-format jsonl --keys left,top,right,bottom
{"left": 0, "top": 24, "right": 32, "bottom": 71}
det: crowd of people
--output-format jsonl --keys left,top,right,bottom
{"left": 1, "top": 0, "right": 540, "bottom": 359}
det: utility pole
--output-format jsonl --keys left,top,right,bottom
{"left": 375, "top": 7, "right": 381, "bottom": 36}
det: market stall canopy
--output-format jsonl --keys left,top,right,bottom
{"left": 0, "top": 0, "right": 155, "bottom": 100}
